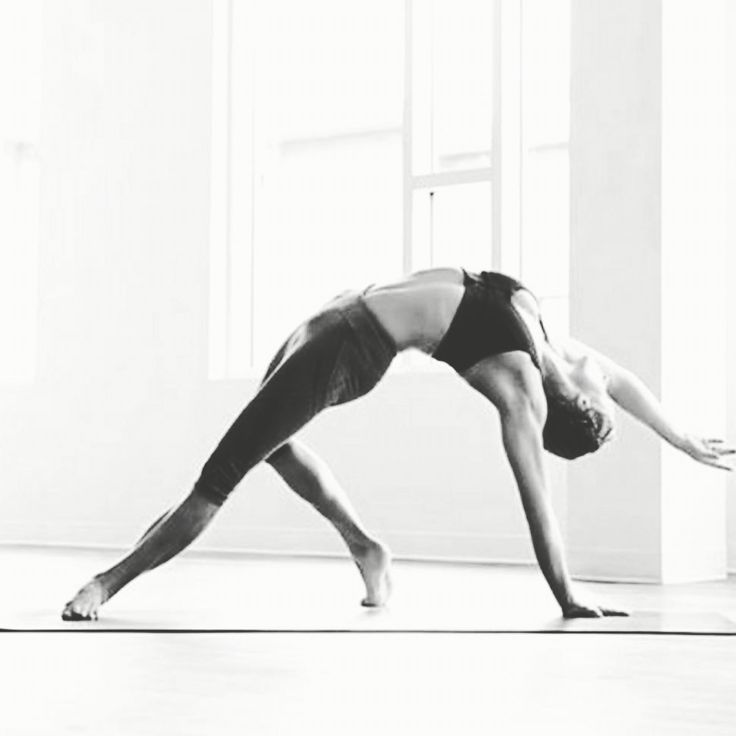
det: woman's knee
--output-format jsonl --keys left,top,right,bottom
{"left": 264, "top": 440, "right": 299, "bottom": 470}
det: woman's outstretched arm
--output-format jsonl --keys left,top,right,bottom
{"left": 573, "top": 340, "right": 734, "bottom": 471}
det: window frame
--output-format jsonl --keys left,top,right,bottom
{"left": 209, "top": 0, "right": 535, "bottom": 378}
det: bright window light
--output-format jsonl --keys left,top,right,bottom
{"left": 0, "top": 1, "right": 42, "bottom": 385}
{"left": 210, "top": 0, "right": 572, "bottom": 376}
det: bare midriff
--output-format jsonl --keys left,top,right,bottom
{"left": 361, "top": 267, "right": 465, "bottom": 354}
{"left": 362, "top": 266, "right": 548, "bottom": 362}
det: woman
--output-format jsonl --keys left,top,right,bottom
{"left": 62, "top": 267, "right": 733, "bottom": 621}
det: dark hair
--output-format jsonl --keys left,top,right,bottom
{"left": 543, "top": 390, "right": 614, "bottom": 460}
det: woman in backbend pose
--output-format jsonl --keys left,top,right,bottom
{"left": 62, "top": 267, "right": 733, "bottom": 621}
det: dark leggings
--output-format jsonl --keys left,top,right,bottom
{"left": 192, "top": 289, "right": 397, "bottom": 505}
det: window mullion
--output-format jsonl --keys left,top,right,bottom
{"left": 402, "top": 0, "right": 413, "bottom": 276}
{"left": 495, "top": 0, "right": 523, "bottom": 278}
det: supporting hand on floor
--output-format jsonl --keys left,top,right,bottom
{"left": 562, "top": 601, "right": 630, "bottom": 619}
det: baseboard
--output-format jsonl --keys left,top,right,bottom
{"left": 4, "top": 523, "right": 731, "bottom": 580}
{"left": 568, "top": 545, "right": 662, "bottom": 583}
{"left": 0, "top": 522, "right": 537, "bottom": 566}
{"left": 570, "top": 545, "right": 732, "bottom": 584}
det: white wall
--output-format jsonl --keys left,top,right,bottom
{"left": 568, "top": 0, "right": 664, "bottom": 581}
{"left": 727, "top": 1, "right": 736, "bottom": 573}
{"left": 0, "top": 0, "right": 566, "bottom": 563}
{"left": 660, "top": 0, "right": 727, "bottom": 582}
{"left": 569, "top": 0, "right": 728, "bottom": 583}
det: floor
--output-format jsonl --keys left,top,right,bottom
{"left": 2, "top": 546, "right": 736, "bottom": 735}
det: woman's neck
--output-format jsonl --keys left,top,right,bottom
{"left": 539, "top": 341, "right": 575, "bottom": 388}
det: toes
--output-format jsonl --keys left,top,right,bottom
{"left": 62, "top": 608, "right": 85, "bottom": 621}
{"left": 361, "top": 593, "right": 387, "bottom": 608}
{"left": 61, "top": 603, "right": 77, "bottom": 621}
{"left": 61, "top": 603, "right": 95, "bottom": 621}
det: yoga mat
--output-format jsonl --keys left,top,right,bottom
{"left": 4, "top": 546, "right": 735, "bottom": 634}
{"left": 4, "top": 612, "right": 736, "bottom": 634}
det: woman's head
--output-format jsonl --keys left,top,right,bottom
{"left": 542, "top": 353, "right": 615, "bottom": 460}
{"left": 542, "top": 388, "right": 614, "bottom": 459}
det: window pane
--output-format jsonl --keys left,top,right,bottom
{"left": 412, "top": 182, "right": 492, "bottom": 272}
{"left": 253, "top": 135, "right": 403, "bottom": 370}
{"left": 522, "top": 152, "right": 569, "bottom": 297}
{"left": 538, "top": 296, "right": 570, "bottom": 338}
{"left": 0, "top": 154, "right": 39, "bottom": 384}
{"left": 253, "top": 0, "right": 403, "bottom": 139}
{"left": 225, "top": 0, "right": 404, "bottom": 373}
{"left": 0, "top": 1, "right": 42, "bottom": 384}
{"left": 412, "top": 0, "right": 494, "bottom": 175}
{"left": 522, "top": 0, "right": 570, "bottom": 148}
{"left": 521, "top": 0, "right": 570, "bottom": 326}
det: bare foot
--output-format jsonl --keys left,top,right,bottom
{"left": 351, "top": 541, "right": 392, "bottom": 607}
{"left": 61, "top": 578, "right": 108, "bottom": 621}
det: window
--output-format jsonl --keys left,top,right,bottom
{"left": 408, "top": 0, "right": 496, "bottom": 276}
{"left": 0, "top": 1, "right": 42, "bottom": 385}
{"left": 210, "top": 0, "right": 403, "bottom": 377}
{"left": 521, "top": 0, "right": 571, "bottom": 335}
{"left": 210, "top": 0, "right": 571, "bottom": 377}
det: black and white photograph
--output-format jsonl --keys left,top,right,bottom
{"left": 1, "top": 0, "right": 735, "bottom": 733}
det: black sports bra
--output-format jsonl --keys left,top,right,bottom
{"left": 431, "top": 269, "right": 549, "bottom": 374}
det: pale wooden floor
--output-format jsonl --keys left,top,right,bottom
{"left": 2, "top": 632, "right": 735, "bottom": 736}
{"left": 2, "top": 546, "right": 736, "bottom": 734}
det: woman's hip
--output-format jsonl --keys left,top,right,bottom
{"left": 260, "top": 290, "right": 397, "bottom": 406}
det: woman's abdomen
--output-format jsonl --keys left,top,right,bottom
{"left": 362, "top": 272, "right": 465, "bottom": 353}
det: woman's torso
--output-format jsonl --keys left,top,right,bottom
{"left": 362, "top": 267, "right": 547, "bottom": 372}
{"left": 362, "top": 267, "right": 465, "bottom": 353}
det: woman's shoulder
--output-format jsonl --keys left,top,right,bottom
{"left": 510, "top": 288, "right": 540, "bottom": 318}
{"left": 406, "top": 266, "right": 465, "bottom": 286}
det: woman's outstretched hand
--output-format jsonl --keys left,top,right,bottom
{"left": 562, "top": 602, "right": 630, "bottom": 619}
{"left": 678, "top": 435, "right": 735, "bottom": 471}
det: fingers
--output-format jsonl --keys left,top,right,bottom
{"left": 600, "top": 607, "right": 630, "bottom": 617}
{"left": 705, "top": 461, "right": 732, "bottom": 472}
{"left": 578, "top": 608, "right": 602, "bottom": 618}
{"left": 704, "top": 439, "right": 736, "bottom": 455}
{"left": 563, "top": 604, "right": 630, "bottom": 619}
{"left": 563, "top": 605, "right": 602, "bottom": 619}
{"left": 699, "top": 456, "right": 733, "bottom": 472}
{"left": 690, "top": 444, "right": 734, "bottom": 471}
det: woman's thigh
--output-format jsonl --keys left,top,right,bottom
{"left": 193, "top": 293, "right": 396, "bottom": 504}
{"left": 193, "top": 310, "right": 354, "bottom": 503}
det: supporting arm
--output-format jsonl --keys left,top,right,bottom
{"left": 464, "top": 353, "right": 629, "bottom": 618}
{"left": 499, "top": 401, "right": 577, "bottom": 611}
